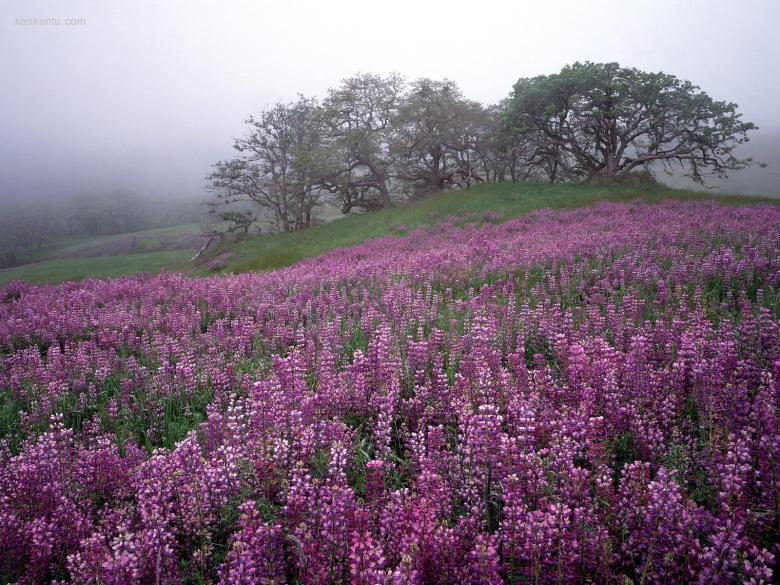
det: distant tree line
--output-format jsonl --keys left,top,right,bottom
{"left": 0, "top": 191, "right": 208, "bottom": 268}
{"left": 209, "top": 62, "right": 758, "bottom": 235}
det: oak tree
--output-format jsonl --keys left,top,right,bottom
{"left": 504, "top": 62, "right": 757, "bottom": 184}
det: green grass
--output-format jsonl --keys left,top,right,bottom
{"left": 0, "top": 223, "right": 205, "bottom": 285}
{"left": 215, "top": 182, "right": 778, "bottom": 275}
{"left": 13, "top": 223, "right": 204, "bottom": 264}
{"left": 0, "top": 250, "right": 191, "bottom": 285}
{"left": 2, "top": 183, "right": 777, "bottom": 286}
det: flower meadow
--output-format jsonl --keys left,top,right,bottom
{"left": 1, "top": 201, "right": 780, "bottom": 584}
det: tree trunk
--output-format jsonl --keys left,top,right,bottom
{"left": 362, "top": 157, "right": 392, "bottom": 208}
{"left": 431, "top": 151, "right": 442, "bottom": 190}
{"left": 295, "top": 188, "right": 305, "bottom": 231}
{"left": 378, "top": 179, "right": 391, "bottom": 208}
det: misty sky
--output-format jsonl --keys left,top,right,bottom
{"left": 2, "top": 0, "right": 780, "bottom": 202}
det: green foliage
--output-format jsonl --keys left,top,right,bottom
{"left": 0, "top": 369, "right": 214, "bottom": 456}
{"left": 609, "top": 432, "right": 637, "bottom": 482}
{"left": 504, "top": 62, "right": 758, "bottom": 184}
{"left": 2, "top": 183, "right": 776, "bottom": 286}
{"left": 219, "top": 181, "right": 777, "bottom": 277}
{"left": 0, "top": 250, "right": 191, "bottom": 285}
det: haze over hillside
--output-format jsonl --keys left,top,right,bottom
{"left": 662, "top": 129, "right": 780, "bottom": 196}
{"left": 1, "top": 0, "right": 779, "bottom": 206}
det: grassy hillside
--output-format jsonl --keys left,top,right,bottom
{"left": 21, "top": 223, "right": 203, "bottom": 263}
{"left": 0, "top": 251, "right": 192, "bottom": 285}
{"left": 1, "top": 183, "right": 776, "bottom": 286}
{"left": 0, "top": 223, "right": 203, "bottom": 285}
{"left": 214, "top": 182, "right": 778, "bottom": 275}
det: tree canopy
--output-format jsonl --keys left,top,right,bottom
{"left": 207, "top": 64, "right": 759, "bottom": 236}
{"left": 504, "top": 62, "right": 757, "bottom": 184}
{"left": 208, "top": 96, "right": 332, "bottom": 233}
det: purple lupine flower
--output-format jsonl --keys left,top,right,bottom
{"left": 0, "top": 201, "right": 778, "bottom": 582}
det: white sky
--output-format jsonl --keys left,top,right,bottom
{"left": 1, "top": 0, "right": 779, "bottom": 200}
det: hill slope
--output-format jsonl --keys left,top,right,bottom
{"left": 215, "top": 182, "right": 778, "bottom": 275}
{"left": 1, "top": 183, "right": 775, "bottom": 285}
{"left": 2, "top": 200, "right": 778, "bottom": 581}
{"left": 0, "top": 223, "right": 203, "bottom": 285}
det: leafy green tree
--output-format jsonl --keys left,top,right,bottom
{"left": 445, "top": 98, "right": 493, "bottom": 189}
{"left": 504, "top": 62, "right": 758, "bottom": 184}
{"left": 392, "top": 78, "right": 460, "bottom": 196}
{"left": 322, "top": 73, "right": 405, "bottom": 211}
{"left": 208, "top": 96, "right": 331, "bottom": 233}
{"left": 392, "top": 78, "right": 492, "bottom": 196}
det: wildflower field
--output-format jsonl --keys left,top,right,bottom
{"left": 1, "top": 201, "right": 779, "bottom": 584}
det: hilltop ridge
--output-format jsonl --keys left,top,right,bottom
{"left": 1, "top": 182, "right": 776, "bottom": 286}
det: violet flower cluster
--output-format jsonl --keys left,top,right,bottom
{"left": 1, "top": 201, "right": 779, "bottom": 584}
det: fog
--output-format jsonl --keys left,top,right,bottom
{"left": 2, "top": 0, "right": 779, "bottom": 203}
